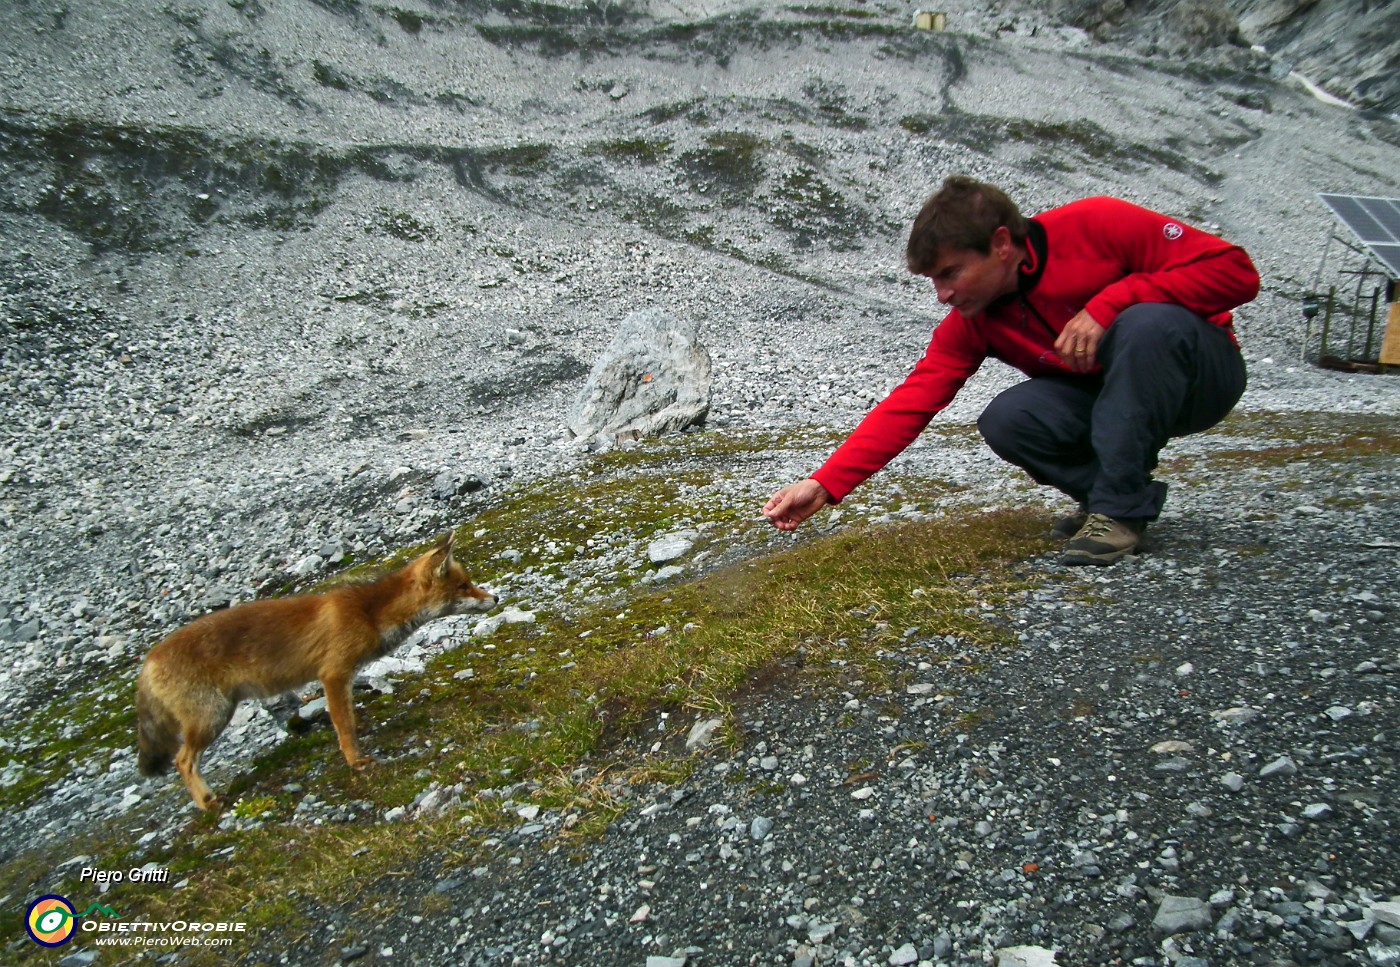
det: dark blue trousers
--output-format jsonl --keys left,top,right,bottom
{"left": 976, "top": 304, "right": 1246, "bottom": 521}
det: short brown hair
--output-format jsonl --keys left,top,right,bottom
{"left": 905, "top": 176, "right": 1029, "bottom": 274}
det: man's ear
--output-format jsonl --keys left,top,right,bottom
{"left": 989, "top": 225, "right": 1014, "bottom": 259}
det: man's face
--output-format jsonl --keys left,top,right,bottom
{"left": 919, "top": 226, "right": 1021, "bottom": 318}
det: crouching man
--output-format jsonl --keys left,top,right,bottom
{"left": 763, "top": 175, "right": 1260, "bottom": 565}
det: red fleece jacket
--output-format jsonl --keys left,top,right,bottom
{"left": 811, "top": 196, "right": 1260, "bottom": 502}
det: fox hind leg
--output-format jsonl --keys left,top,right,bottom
{"left": 174, "top": 724, "right": 223, "bottom": 811}
{"left": 171, "top": 689, "right": 237, "bottom": 811}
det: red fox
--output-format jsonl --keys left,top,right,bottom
{"left": 136, "top": 534, "right": 497, "bottom": 811}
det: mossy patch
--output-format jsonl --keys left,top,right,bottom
{"left": 641, "top": 97, "right": 711, "bottom": 127}
{"left": 480, "top": 143, "right": 554, "bottom": 178}
{"left": 898, "top": 111, "right": 1220, "bottom": 182}
{"left": 770, "top": 163, "right": 874, "bottom": 250}
{"left": 0, "top": 666, "right": 136, "bottom": 815}
{"left": 471, "top": 12, "right": 903, "bottom": 66}
{"left": 387, "top": 6, "right": 427, "bottom": 33}
{"left": 365, "top": 207, "right": 437, "bottom": 242}
{"left": 1162, "top": 411, "right": 1400, "bottom": 472}
{"left": 801, "top": 79, "right": 869, "bottom": 131}
{"left": 582, "top": 136, "right": 673, "bottom": 165}
{"left": 787, "top": 4, "right": 880, "bottom": 18}
{"left": 678, "top": 131, "right": 768, "bottom": 203}
{"left": 0, "top": 112, "right": 430, "bottom": 252}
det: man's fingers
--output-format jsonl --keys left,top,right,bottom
{"left": 765, "top": 494, "right": 808, "bottom": 530}
{"left": 1054, "top": 310, "right": 1102, "bottom": 370}
{"left": 1055, "top": 330, "right": 1098, "bottom": 372}
{"left": 762, "top": 491, "right": 790, "bottom": 518}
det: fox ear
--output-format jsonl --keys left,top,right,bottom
{"left": 434, "top": 532, "right": 456, "bottom": 577}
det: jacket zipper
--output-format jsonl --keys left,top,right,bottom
{"left": 1018, "top": 296, "right": 1059, "bottom": 340}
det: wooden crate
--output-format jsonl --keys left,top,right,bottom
{"left": 1382, "top": 301, "right": 1400, "bottom": 366}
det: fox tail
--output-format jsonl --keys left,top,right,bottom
{"left": 135, "top": 671, "right": 179, "bottom": 776}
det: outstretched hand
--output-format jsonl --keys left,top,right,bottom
{"left": 762, "top": 478, "right": 832, "bottom": 532}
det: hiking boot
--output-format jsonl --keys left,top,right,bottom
{"left": 1048, "top": 506, "right": 1088, "bottom": 540}
{"left": 1059, "top": 513, "right": 1145, "bottom": 566}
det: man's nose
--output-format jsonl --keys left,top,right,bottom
{"left": 932, "top": 280, "right": 953, "bottom": 304}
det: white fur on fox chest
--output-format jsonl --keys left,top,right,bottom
{"left": 373, "top": 602, "right": 454, "bottom": 657}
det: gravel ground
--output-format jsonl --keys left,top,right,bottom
{"left": 215, "top": 415, "right": 1400, "bottom": 967}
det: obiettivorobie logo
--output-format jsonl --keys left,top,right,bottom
{"left": 25, "top": 894, "right": 120, "bottom": 947}
{"left": 25, "top": 892, "right": 248, "bottom": 951}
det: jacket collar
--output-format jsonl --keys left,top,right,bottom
{"left": 1017, "top": 218, "right": 1048, "bottom": 294}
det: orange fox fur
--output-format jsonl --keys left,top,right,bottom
{"left": 136, "top": 534, "right": 496, "bottom": 811}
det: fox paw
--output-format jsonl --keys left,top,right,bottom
{"left": 348, "top": 755, "right": 374, "bottom": 770}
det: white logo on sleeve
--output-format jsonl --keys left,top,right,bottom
{"left": 1163, "top": 223, "right": 1184, "bottom": 240}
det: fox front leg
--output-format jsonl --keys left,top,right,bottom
{"left": 321, "top": 673, "right": 373, "bottom": 769}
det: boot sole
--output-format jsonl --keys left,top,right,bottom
{"left": 1059, "top": 545, "right": 1138, "bottom": 566}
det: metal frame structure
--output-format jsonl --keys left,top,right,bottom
{"left": 1302, "top": 194, "right": 1400, "bottom": 372}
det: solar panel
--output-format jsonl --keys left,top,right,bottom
{"left": 1370, "top": 244, "right": 1400, "bottom": 277}
{"left": 1319, "top": 193, "right": 1400, "bottom": 276}
{"left": 1357, "top": 197, "right": 1400, "bottom": 241}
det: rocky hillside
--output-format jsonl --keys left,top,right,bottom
{"left": 1230, "top": 0, "right": 1397, "bottom": 112}
{"left": 1025, "top": 0, "right": 1398, "bottom": 115}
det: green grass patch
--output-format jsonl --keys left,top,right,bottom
{"left": 641, "top": 96, "right": 710, "bottom": 126}
{"left": 445, "top": 467, "right": 726, "bottom": 579}
{"left": 5, "top": 504, "right": 1048, "bottom": 958}
{"left": 591, "top": 426, "right": 849, "bottom": 468}
{"left": 1211, "top": 410, "right": 1400, "bottom": 445}
{"left": 482, "top": 503, "right": 1024, "bottom": 738}
{"left": 366, "top": 207, "right": 436, "bottom": 242}
{"left": 770, "top": 163, "right": 874, "bottom": 249}
{"left": 787, "top": 4, "right": 880, "bottom": 18}
{"left": 898, "top": 111, "right": 1219, "bottom": 182}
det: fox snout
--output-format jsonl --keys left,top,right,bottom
{"left": 459, "top": 585, "right": 499, "bottom": 612}
{"left": 442, "top": 568, "right": 497, "bottom": 615}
